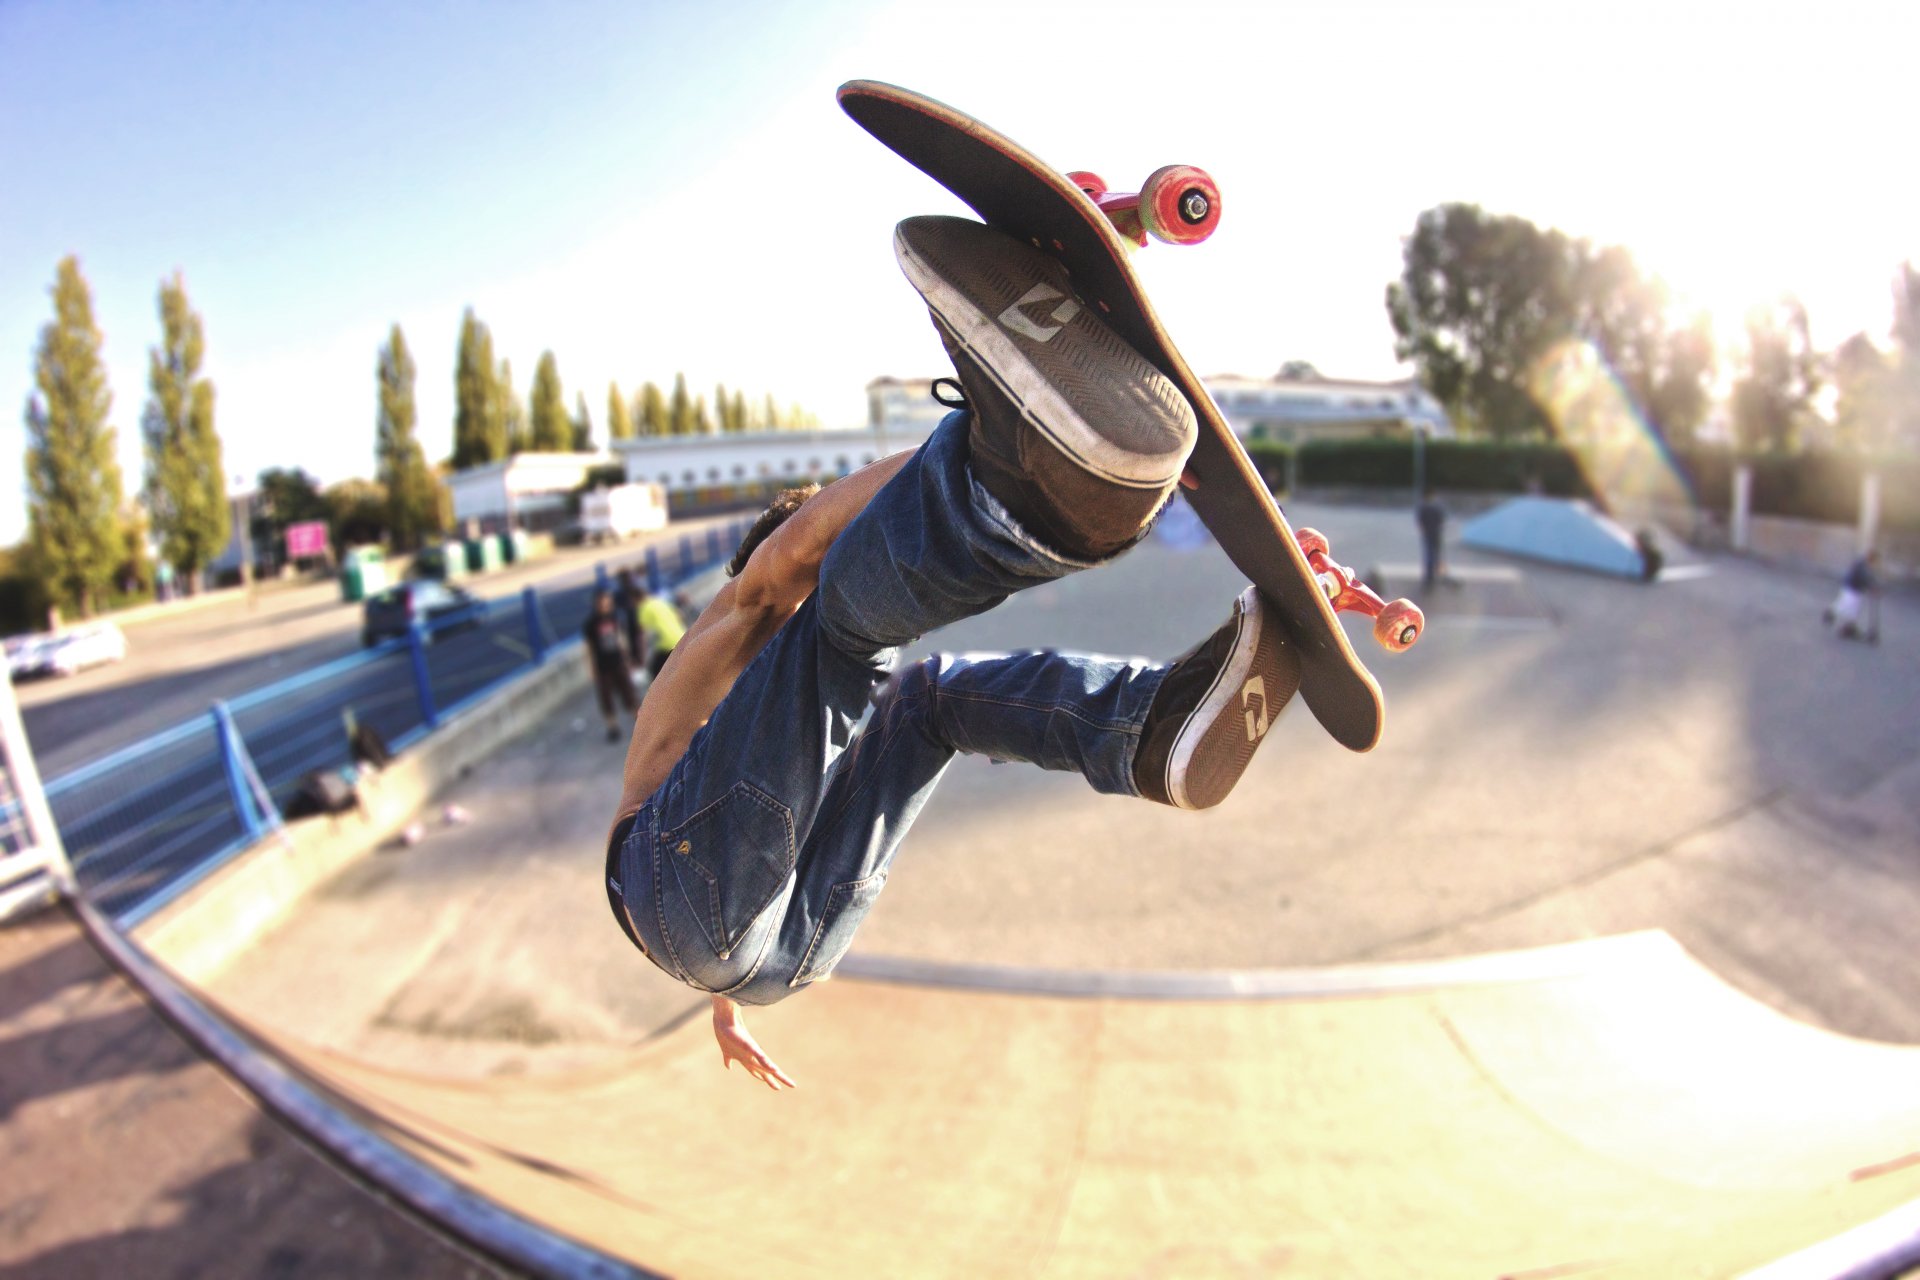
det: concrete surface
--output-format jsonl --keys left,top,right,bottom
{"left": 0, "top": 908, "right": 492, "bottom": 1279}
{"left": 23, "top": 495, "right": 1920, "bottom": 1275}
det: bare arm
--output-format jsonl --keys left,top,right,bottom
{"left": 609, "top": 449, "right": 915, "bottom": 828}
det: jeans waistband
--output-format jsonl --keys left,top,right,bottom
{"left": 605, "top": 810, "right": 648, "bottom": 958}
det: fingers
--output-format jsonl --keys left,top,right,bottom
{"left": 1178, "top": 467, "right": 1199, "bottom": 491}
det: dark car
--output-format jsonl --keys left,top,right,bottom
{"left": 361, "top": 580, "right": 485, "bottom": 647}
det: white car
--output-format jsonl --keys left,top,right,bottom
{"left": 15, "top": 624, "right": 128, "bottom": 678}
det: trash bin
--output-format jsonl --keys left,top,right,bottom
{"left": 417, "top": 540, "right": 470, "bottom": 581}
{"left": 340, "top": 547, "right": 389, "bottom": 602}
{"left": 498, "top": 530, "right": 531, "bottom": 565}
{"left": 464, "top": 535, "right": 504, "bottom": 575}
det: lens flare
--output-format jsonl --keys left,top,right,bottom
{"left": 1527, "top": 338, "right": 1694, "bottom": 519}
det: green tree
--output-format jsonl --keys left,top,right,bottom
{"left": 23, "top": 257, "right": 125, "bottom": 618}
{"left": 1729, "top": 298, "right": 1820, "bottom": 453}
{"left": 764, "top": 393, "right": 781, "bottom": 430}
{"left": 252, "top": 466, "right": 329, "bottom": 563}
{"left": 1832, "top": 332, "right": 1892, "bottom": 453}
{"left": 529, "top": 350, "right": 570, "bottom": 451}
{"left": 715, "top": 382, "right": 737, "bottom": 432}
{"left": 141, "top": 272, "right": 228, "bottom": 591}
{"left": 572, "top": 391, "right": 594, "bottom": 451}
{"left": 325, "top": 477, "right": 388, "bottom": 548}
{"left": 693, "top": 395, "right": 713, "bottom": 435}
{"left": 1889, "top": 262, "right": 1920, "bottom": 448}
{"left": 376, "top": 325, "right": 438, "bottom": 550}
{"left": 669, "top": 372, "right": 693, "bottom": 436}
{"left": 731, "top": 389, "right": 749, "bottom": 434}
{"left": 498, "top": 358, "right": 528, "bottom": 454}
{"left": 1386, "top": 204, "right": 1579, "bottom": 439}
{"left": 638, "top": 381, "right": 668, "bottom": 436}
{"left": 607, "top": 383, "right": 634, "bottom": 441}
{"left": 454, "top": 309, "right": 506, "bottom": 468}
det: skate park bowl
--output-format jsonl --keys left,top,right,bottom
{"left": 1460, "top": 495, "right": 1659, "bottom": 579}
{"left": 17, "top": 510, "right": 1920, "bottom": 1278}
{"left": 60, "top": 899, "right": 1920, "bottom": 1278}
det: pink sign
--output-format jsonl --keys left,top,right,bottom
{"left": 286, "top": 520, "right": 330, "bottom": 559}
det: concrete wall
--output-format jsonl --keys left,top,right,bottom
{"left": 134, "top": 649, "right": 591, "bottom": 983}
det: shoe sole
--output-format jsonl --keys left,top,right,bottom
{"left": 893, "top": 217, "right": 1194, "bottom": 488}
{"left": 1165, "top": 587, "right": 1293, "bottom": 810}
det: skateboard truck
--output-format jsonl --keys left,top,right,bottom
{"left": 1294, "top": 528, "right": 1424, "bottom": 653}
{"left": 1066, "top": 166, "right": 1221, "bottom": 247}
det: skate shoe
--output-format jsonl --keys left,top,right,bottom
{"left": 1133, "top": 586, "right": 1301, "bottom": 810}
{"left": 893, "top": 215, "right": 1197, "bottom": 559}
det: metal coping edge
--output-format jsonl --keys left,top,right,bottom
{"left": 70, "top": 896, "right": 657, "bottom": 1280}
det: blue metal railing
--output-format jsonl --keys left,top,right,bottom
{"left": 41, "top": 520, "right": 752, "bottom": 925}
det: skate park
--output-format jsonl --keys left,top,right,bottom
{"left": 7, "top": 493, "right": 1919, "bottom": 1279}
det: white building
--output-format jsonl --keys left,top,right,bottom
{"left": 866, "top": 367, "right": 1454, "bottom": 445}
{"left": 446, "top": 452, "right": 614, "bottom": 533}
{"left": 1206, "top": 365, "right": 1453, "bottom": 443}
{"left": 610, "top": 423, "right": 934, "bottom": 499}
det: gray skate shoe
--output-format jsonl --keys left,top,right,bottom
{"left": 893, "top": 215, "right": 1197, "bottom": 559}
{"left": 1133, "top": 587, "right": 1301, "bottom": 810}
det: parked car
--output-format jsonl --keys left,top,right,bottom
{"left": 9, "top": 624, "right": 128, "bottom": 679}
{"left": 361, "top": 580, "right": 485, "bottom": 646}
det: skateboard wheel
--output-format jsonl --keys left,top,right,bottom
{"left": 1375, "top": 599, "right": 1423, "bottom": 653}
{"left": 1294, "top": 527, "right": 1329, "bottom": 560}
{"left": 1139, "top": 165, "right": 1220, "bottom": 245}
{"left": 1066, "top": 170, "right": 1108, "bottom": 199}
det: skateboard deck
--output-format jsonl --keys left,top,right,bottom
{"left": 839, "top": 79, "right": 1414, "bottom": 752}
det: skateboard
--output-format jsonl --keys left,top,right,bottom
{"left": 839, "top": 80, "right": 1423, "bottom": 752}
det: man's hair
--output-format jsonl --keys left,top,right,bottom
{"left": 727, "top": 484, "right": 821, "bottom": 578}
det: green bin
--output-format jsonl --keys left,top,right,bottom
{"left": 464, "top": 535, "right": 504, "bottom": 575}
{"left": 417, "top": 540, "right": 469, "bottom": 581}
{"left": 498, "top": 530, "right": 530, "bottom": 565}
{"left": 340, "top": 547, "right": 389, "bottom": 602}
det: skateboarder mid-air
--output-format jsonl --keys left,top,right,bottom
{"left": 604, "top": 217, "right": 1302, "bottom": 1089}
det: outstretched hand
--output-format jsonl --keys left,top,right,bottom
{"left": 711, "top": 996, "right": 796, "bottom": 1091}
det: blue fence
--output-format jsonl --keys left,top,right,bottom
{"left": 43, "top": 520, "right": 752, "bottom": 925}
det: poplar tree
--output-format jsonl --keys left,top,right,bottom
{"left": 693, "top": 395, "right": 713, "bottom": 435}
{"left": 572, "top": 392, "right": 593, "bottom": 451}
{"left": 714, "top": 382, "right": 733, "bottom": 431}
{"left": 499, "top": 358, "right": 528, "bottom": 454}
{"left": 669, "top": 373, "right": 693, "bottom": 436}
{"left": 142, "top": 273, "right": 228, "bottom": 591}
{"left": 376, "top": 325, "right": 437, "bottom": 550}
{"left": 454, "top": 309, "right": 505, "bottom": 467}
{"left": 24, "top": 257, "right": 125, "bottom": 618}
{"left": 638, "top": 381, "right": 668, "bottom": 436}
{"left": 731, "top": 389, "right": 749, "bottom": 434}
{"left": 607, "top": 382, "right": 635, "bottom": 440}
{"left": 764, "top": 392, "right": 780, "bottom": 430}
{"left": 529, "top": 350, "right": 570, "bottom": 451}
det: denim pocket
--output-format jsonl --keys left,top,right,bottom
{"left": 660, "top": 782, "right": 796, "bottom": 960}
{"left": 792, "top": 874, "right": 886, "bottom": 987}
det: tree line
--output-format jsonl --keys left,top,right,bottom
{"left": 12, "top": 267, "right": 824, "bottom": 625}
{"left": 1386, "top": 202, "right": 1920, "bottom": 454}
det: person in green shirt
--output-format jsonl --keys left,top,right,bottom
{"left": 634, "top": 584, "right": 688, "bottom": 679}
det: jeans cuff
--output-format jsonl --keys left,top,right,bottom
{"left": 964, "top": 463, "right": 1147, "bottom": 573}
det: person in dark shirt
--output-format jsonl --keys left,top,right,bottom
{"left": 1826, "top": 550, "right": 1883, "bottom": 641}
{"left": 583, "top": 589, "right": 639, "bottom": 741}
{"left": 1415, "top": 487, "right": 1447, "bottom": 591}
{"left": 613, "top": 568, "right": 643, "bottom": 665}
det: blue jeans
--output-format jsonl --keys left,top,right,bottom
{"left": 606, "top": 412, "right": 1169, "bottom": 1004}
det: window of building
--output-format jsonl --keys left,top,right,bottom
{"left": 783, "top": 460, "right": 797, "bottom": 473}
{"left": 707, "top": 467, "right": 720, "bottom": 481}
{"left": 732, "top": 465, "right": 745, "bottom": 479}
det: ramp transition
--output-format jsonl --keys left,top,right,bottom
{"left": 76, "top": 902, "right": 1920, "bottom": 1279}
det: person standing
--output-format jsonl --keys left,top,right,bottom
{"left": 1416, "top": 487, "right": 1447, "bottom": 591}
{"left": 583, "top": 589, "right": 639, "bottom": 741}
{"left": 1825, "top": 549, "right": 1883, "bottom": 642}
{"left": 634, "top": 582, "right": 688, "bottom": 680}
{"left": 614, "top": 567, "right": 643, "bottom": 665}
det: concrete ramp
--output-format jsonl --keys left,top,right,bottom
{"left": 82, "top": 907, "right": 1920, "bottom": 1278}
{"left": 1461, "top": 495, "right": 1651, "bottom": 578}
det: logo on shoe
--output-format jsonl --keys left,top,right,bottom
{"left": 998, "top": 283, "right": 1082, "bottom": 343}
{"left": 1241, "top": 676, "right": 1270, "bottom": 742}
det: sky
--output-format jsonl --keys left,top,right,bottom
{"left": 2, "top": 0, "right": 1915, "bottom": 546}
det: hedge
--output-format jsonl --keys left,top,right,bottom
{"left": 1243, "top": 437, "right": 1919, "bottom": 530}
